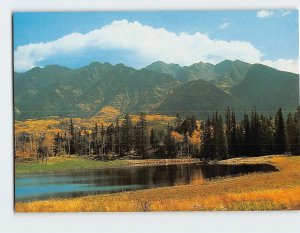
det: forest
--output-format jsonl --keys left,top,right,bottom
{"left": 14, "top": 107, "right": 300, "bottom": 162}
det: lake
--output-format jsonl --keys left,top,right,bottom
{"left": 15, "top": 163, "right": 278, "bottom": 202}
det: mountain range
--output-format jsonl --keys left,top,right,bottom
{"left": 14, "top": 60, "right": 299, "bottom": 120}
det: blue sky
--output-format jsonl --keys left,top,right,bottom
{"left": 13, "top": 11, "right": 299, "bottom": 73}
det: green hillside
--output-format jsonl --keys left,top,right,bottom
{"left": 145, "top": 60, "right": 252, "bottom": 91}
{"left": 158, "top": 79, "right": 247, "bottom": 118}
{"left": 14, "top": 62, "right": 180, "bottom": 120}
{"left": 14, "top": 60, "right": 299, "bottom": 120}
{"left": 231, "top": 64, "right": 299, "bottom": 114}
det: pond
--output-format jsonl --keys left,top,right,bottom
{"left": 15, "top": 163, "right": 278, "bottom": 202}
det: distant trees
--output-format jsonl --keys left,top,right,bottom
{"left": 199, "top": 107, "right": 299, "bottom": 159}
{"left": 14, "top": 107, "right": 300, "bottom": 161}
{"left": 200, "top": 112, "right": 228, "bottom": 160}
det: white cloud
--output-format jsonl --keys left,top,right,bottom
{"left": 219, "top": 21, "right": 229, "bottom": 29}
{"left": 257, "top": 10, "right": 274, "bottom": 18}
{"left": 14, "top": 19, "right": 298, "bottom": 74}
{"left": 261, "top": 59, "right": 299, "bottom": 74}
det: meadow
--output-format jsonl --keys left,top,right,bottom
{"left": 15, "top": 156, "right": 128, "bottom": 174}
{"left": 15, "top": 156, "right": 200, "bottom": 174}
{"left": 15, "top": 155, "right": 300, "bottom": 212}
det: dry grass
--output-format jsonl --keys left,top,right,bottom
{"left": 15, "top": 156, "right": 300, "bottom": 212}
{"left": 126, "top": 158, "right": 200, "bottom": 167}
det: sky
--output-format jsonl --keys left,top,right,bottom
{"left": 13, "top": 11, "right": 299, "bottom": 73}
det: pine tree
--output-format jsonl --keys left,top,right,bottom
{"left": 225, "top": 107, "right": 231, "bottom": 140}
{"left": 180, "top": 115, "right": 197, "bottom": 136}
{"left": 74, "top": 130, "right": 82, "bottom": 155}
{"left": 53, "top": 132, "right": 62, "bottom": 156}
{"left": 250, "top": 110, "right": 261, "bottom": 156}
{"left": 225, "top": 107, "right": 238, "bottom": 157}
{"left": 260, "top": 115, "right": 274, "bottom": 155}
{"left": 286, "top": 109, "right": 300, "bottom": 154}
{"left": 215, "top": 113, "right": 228, "bottom": 159}
{"left": 201, "top": 118, "right": 214, "bottom": 160}
{"left": 85, "top": 131, "right": 91, "bottom": 155}
{"left": 189, "top": 115, "right": 198, "bottom": 136}
{"left": 92, "top": 123, "right": 99, "bottom": 155}
{"left": 183, "top": 132, "right": 190, "bottom": 156}
{"left": 242, "top": 114, "right": 251, "bottom": 156}
{"left": 230, "top": 111, "right": 238, "bottom": 156}
{"left": 135, "top": 113, "right": 149, "bottom": 158}
{"left": 236, "top": 123, "right": 244, "bottom": 156}
{"left": 121, "top": 113, "right": 134, "bottom": 154}
{"left": 274, "top": 107, "right": 287, "bottom": 154}
{"left": 100, "top": 124, "right": 106, "bottom": 155}
{"left": 174, "top": 114, "right": 182, "bottom": 132}
{"left": 106, "top": 123, "right": 115, "bottom": 154}
{"left": 150, "top": 128, "right": 159, "bottom": 149}
{"left": 164, "top": 123, "right": 177, "bottom": 158}
{"left": 211, "top": 115, "right": 218, "bottom": 159}
{"left": 69, "top": 118, "right": 75, "bottom": 155}
{"left": 114, "top": 118, "right": 121, "bottom": 155}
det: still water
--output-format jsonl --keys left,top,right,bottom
{"left": 15, "top": 163, "right": 278, "bottom": 202}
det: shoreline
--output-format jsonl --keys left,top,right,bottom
{"left": 126, "top": 158, "right": 201, "bottom": 167}
{"left": 15, "top": 154, "right": 285, "bottom": 175}
{"left": 15, "top": 155, "right": 300, "bottom": 211}
{"left": 15, "top": 156, "right": 202, "bottom": 175}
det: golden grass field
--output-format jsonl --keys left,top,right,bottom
{"left": 15, "top": 155, "right": 300, "bottom": 212}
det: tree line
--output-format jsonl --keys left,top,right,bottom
{"left": 15, "top": 107, "right": 299, "bottom": 162}
{"left": 201, "top": 107, "right": 299, "bottom": 160}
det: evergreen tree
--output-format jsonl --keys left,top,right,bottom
{"left": 69, "top": 118, "right": 75, "bottom": 154}
{"left": 286, "top": 109, "right": 300, "bottom": 154}
{"left": 92, "top": 123, "right": 99, "bottom": 155}
{"left": 274, "top": 107, "right": 287, "bottom": 154}
{"left": 250, "top": 110, "right": 261, "bottom": 156}
{"left": 164, "top": 123, "right": 177, "bottom": 158}
{"left": 135, "top": 113, "right": 149, "bottom": 158}
{"left": 214, "top": 113, "right": 228, "bottom": 159}
{"left": 74, "top": 130, "right": 82, "bottom": 155}
{"left": 84, "top": 130, "right": 91, "bottom": 156}
{"left": 242, "top": 114, "right": 251, "bottom": 156}
{"left": 201, "top": 118, "right": 214, "bottom": 159}
{"left": 225, "top": 107, "right": 238, "bottom": 157}
{"left": 150, "top": 128, "right": 159, "bottom": 149}
{"left": 114, "top": 118, "right": 121, "bottom": 155}
{"left": 183, "top": 132, "right": 190, "bottom": 156}
{"left": 180, "top": 115, "right": 197, "bottom": 136}
{"left": 174, "top": 114, "right": 182, "bottom": 132}
{"left": 121, "top": 113, "right": 134, "bottom": 154}
{"left": 106, "top": 123, "right": 115, "bottom": 154}
{"left": 230, "top": 112, "right": 238, "bottom": 156}
{"left": 53, "top": 132, "right": 62, "bottom": 156}
{"left": 225, "top": 107, "right": 231, "bottom": 140}
{"left": 260, "top": 115, "right": 274, "bottom": 155}
{"left": 100, "top": 124, "right": 106, "bottom": 155}
{"left": 236, "top": 123, "right": 244, "bottom": 156}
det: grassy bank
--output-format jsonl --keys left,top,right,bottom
{"left": 15, "top": 156, "right": 127, "bottom": 174}
{"left": 15, "top": 156, "right": 200, "bottom": 174}
{"left": 16, "top": 155, "right": 300, "bottom": 211}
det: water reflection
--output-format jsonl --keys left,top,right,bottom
{"left": 15, "top": 163, "right": 278, "bottom": 202}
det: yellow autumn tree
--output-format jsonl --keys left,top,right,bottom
{"left": 171, "top": 131, "right": 183, "bottom": 156}
{"left": 190, "top": 129, "right": 201, "bottom": 151}
{"left": 171, "top": 131, "right": 183, "bottom": 142}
